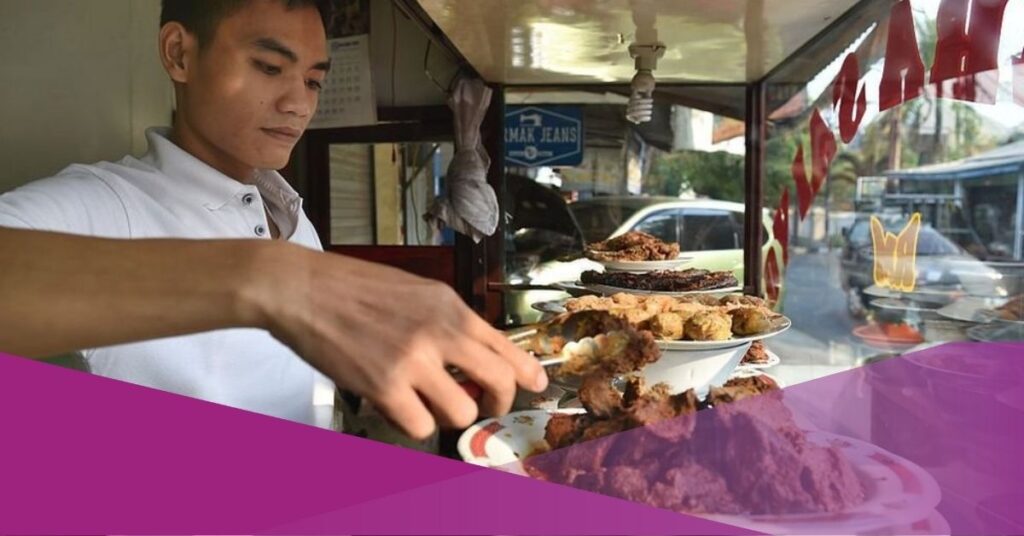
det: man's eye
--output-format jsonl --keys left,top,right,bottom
{"left": 253, "top": 60, "right": 281, "bottom": 75}
{"left": 307, "top": 80, "right": 324, "bottom": 91}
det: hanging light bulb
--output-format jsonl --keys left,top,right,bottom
{"left": 626, "top": 43, "right": 665, "bottom": 125}
{"left": 626, "top": 69, "right": 656, "bottom": 124}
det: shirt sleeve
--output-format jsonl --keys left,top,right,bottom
{"left": 0, "top": 165, "right": 131, "bottom": 238}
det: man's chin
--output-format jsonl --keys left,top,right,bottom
{"left": 252, "top": 153, "right": 293, "bottom": 171}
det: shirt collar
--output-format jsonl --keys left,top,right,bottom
{"left": 140, "top": 127, "right": 303, "bottom": 215}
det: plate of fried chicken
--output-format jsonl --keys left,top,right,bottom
{"left": 583, "top": 231, "right": 691, "bottom": 272}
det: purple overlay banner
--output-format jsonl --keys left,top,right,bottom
{"left": 1, "top": 342, "right": 1022, "bottom": 534}
{"left": 0, "top": 351, "right": 744, "bottom": 535}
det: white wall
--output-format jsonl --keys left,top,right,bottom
{"left": 0, "top": 0, "right": 459, "bottom": 195}
{"left": 0, "top": 0, "right": 173, "bottom": 193}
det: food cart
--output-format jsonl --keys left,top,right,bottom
{"left": 311, "top": 1, "right": 1024, "bottom": 532}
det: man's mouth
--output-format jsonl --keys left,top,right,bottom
{"left": 261, "top": 127, "right": 302, "bottom": 142}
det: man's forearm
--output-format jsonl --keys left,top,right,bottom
{"left": 0, "top": 228, "right": 277, "bottom": 358}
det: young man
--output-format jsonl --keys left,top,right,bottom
{"left": 0, "top": 0, "right": 546, "bottom": 440}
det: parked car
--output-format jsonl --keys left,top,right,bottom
{"left": 839, "top": 214, "right": 1008, "bottom": 317}
{"left": 506, "top": 195, "right": 785, "bottom": 325}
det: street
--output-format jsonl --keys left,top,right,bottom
{"left": 766, "top": 249, "right": 877, "bottom": 385}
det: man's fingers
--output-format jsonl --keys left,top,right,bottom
{"left": 466, "top": 314, "right": 548, "bottom": 393}
{"left": 412, "top": 364, "right": 480, "bottom": 429}
{"left": 444, "top": 337, "right": 518, "bottom": 417}
{"left": 370, "top": 386, "right": 437, "bottom": 441}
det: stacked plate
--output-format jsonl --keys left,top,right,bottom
{"left": 457, "top": 411, "right": 941, "bottom": 535}
{"left": 556, "top": 252, "right": 742, "bottom": 297}
{"left": 934, "top": 295, "right": 1024, "bottom": 342}
{"left": 510, "top": 304, "right": 789, "bottom": 398}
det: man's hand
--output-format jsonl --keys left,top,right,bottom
{"left": 249, "top": 242, "right": 549, "bottom": 440}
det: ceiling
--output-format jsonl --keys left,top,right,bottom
{"left": 412, "top": 0, "right": 871, "bottom": 85}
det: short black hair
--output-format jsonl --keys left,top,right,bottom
{"left": 160, "top": 0, "right": 334, "bottom": 47}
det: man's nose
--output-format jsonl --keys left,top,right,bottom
{"left": 278, "top": 77, "right": 314, "bottom": 117}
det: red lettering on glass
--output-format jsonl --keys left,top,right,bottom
{"left": 1013, "top": 48, "right": 1024, "bottom": 106}
{"left": 792, "top": 110, "right": 837, "bottom": 220}
{"left": 879, "top": 0, "right": 926, "bottom": 111}
{"left": 930, "top": 0, "right": 1007, "bottom": 103}
{"left": 773, "top": 188, "right": 790, "bottom": 265}
{"left": 833, "top": 53, "right": 868, "bottom": 143}
{"left": 792, "top": 145, "right": 814, "bottom": 220}
{"left": 809, "top": 109, "right": 837, "bottom": 197}
{"left": 765, "top": 247, "right": 782, "bottom": 305}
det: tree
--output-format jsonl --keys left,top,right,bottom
{"left": 644, "top": 149, "right": 746, "bottom": 201}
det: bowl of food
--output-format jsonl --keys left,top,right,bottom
{"left": 638, "top": 342, "right": 750, "bottom": 396}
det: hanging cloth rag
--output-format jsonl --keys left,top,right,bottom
{"left": 425, "top": 76, "right": 499, "bottom": 243}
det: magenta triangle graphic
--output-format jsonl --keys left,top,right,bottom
{"left": 0, "top": 352, "right": 748, "bottom": 535}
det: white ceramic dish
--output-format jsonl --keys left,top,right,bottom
{"left": 936, "top": 296, "right": 1006, "bottom": 323}
{"left": 656, "top": 317, "right": 791, "bottom": 351}
{"left": 967, "top": 322, "right": 1024, "bottom": 342}
{"left": 705, "top": 432, "right": 941, "bottom": 535}
{"left": 595, "top": 257, "right": 693, "bottom": 273}
{"left": 636, "top": 343, "right": 750, "bottom": 396}
{"left": 977, "top": 308, "right": 1024, "bottom": 325}
{"left": 459, "top": 417, "right": 941, "bottom": 535}
{"left": 457, "top": 409, "right": 584, "bottom": 468}
{"left": 581, "top": 282, "right": 744, "bottom": 297}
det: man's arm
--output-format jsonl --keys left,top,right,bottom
{"left": 0, "top": 228, "right": 547, "bottom": 439}
{"left": 0, "top": 228, "right": 259, "bottom": 356}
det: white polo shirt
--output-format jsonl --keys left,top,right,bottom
{"left": 0, "top": 127, "right": 332, "bottom": 425}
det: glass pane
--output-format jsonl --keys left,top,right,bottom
{"left": 634, "top": 210, "right": 680, "bottom": 244}
{"left": 500, "top": 87, "right": 748, "bottom": 326}
{"left": 681, "top": 210, "right": 742, "bottom": 251}
{"left": 762, "top": 0, "right": 1024, "bottom": 390}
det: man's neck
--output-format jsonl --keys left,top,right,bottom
{"left": 169, "top": 121, "right": 256, "bottom": 184}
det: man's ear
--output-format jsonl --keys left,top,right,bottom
{"left": 158, "top": 22, "right": 194, "bottom": 84}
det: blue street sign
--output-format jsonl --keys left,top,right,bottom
{"left": 505, "top": 105, "right": 584, "bottom": 167}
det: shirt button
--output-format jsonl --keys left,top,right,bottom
{"left": 255, "top": 225, "right": 266, "bottom": 237}
{"left": 242, "top": 194, "right": 255, "bottom": 206}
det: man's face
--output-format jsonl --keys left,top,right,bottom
{"left": 177, "top": 0, "right": 329, "bottom": 172}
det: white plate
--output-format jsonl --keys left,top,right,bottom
{"left": 977, "top": 308, "right": 1024, "bottom": 325}
{"left": 549, "top": 344, "right": 750, "bottom": 396}
{"left": 582, "top": 282, "right": 744, "bottom": 297}
{"left": 936, "top": 296, "right": 1006, "bottom": 323}
{"left": 460, "top": 417, "right": 940, "bottom": 535}
{"left": 863, "top": 284, "right": 963, "bottom": 305}
{"left": 530, "top": 299, "right": 569, "bottom": 315}
{"left": 869, "top": 510, "right": 949, "bottom": 536}
{"left": 532, "top": 291, "right": 751, "bottom": 315}
{"left": 457, "top": 409, "right": 584, "bottom": 468}
{"left": 706, "top": 431, "right": 941, "bottom": 535}
{"left": 967, "top": 322, "right": 1024, "bottom": 342}
{"left": 639, "top": 343, "right": 751, "bottom": 397}
{"left": 596, "top": 257, "right": 693, "bottom": 273}
{"left": 656, "top": 317, "right": 791, "bottom": 351}
{"left": 870, "top": 298, "right": 941, "bottom": 316}
{"left": 508, "top": 317, "right": 792, "bottom": 353}
{"left": 735, "top": 349, "right": 781, "bottom": 370}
